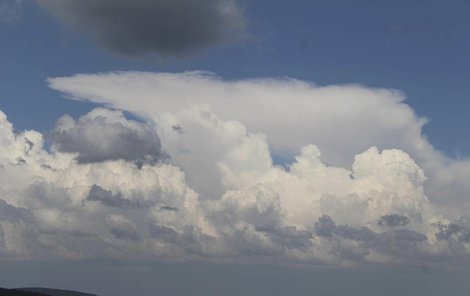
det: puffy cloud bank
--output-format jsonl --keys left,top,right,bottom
{"left": 37, "top": 0, "right": 247, "bottom": 57}
{"left": 46, "top": 72, "right": 470, "bottom": 210}
{"left": 1, "top": 72, "right": 469, "bottom": 266}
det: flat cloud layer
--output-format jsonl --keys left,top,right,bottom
{"left": 0, "top": 72, "right": 469, "bottom": 266}
{"left": 37, "top": 0, "right": 247, "bottom": 57}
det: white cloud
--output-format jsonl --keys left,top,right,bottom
{"left": 45, "top": 72, "right": 426, "bottom": 166}
{"left": 0, "top": 108, "right": 209, "bottom": 259}
{"left": 45, "top": 72, "right": 470, "bottom": 212}
{"left": 1, "top": 72, "right": 470, "bottom": 265}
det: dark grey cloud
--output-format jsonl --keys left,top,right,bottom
{"left": 106, "top": 216, "right": 141, "bottom": 241}
{"left": 256, "top": 225, "right": 313, "bottom": 250}
{"left": 53, "top": 108, "right": 165, "bottom": 166}
{"left": 314, "top": 214, "right": 336, "bottom": 237}
{"left": 86, "top": 184, "right": 137, "bottom": 208}
{"left": 378, "top": 214, "right": 410, "bottom": 227}
{"left": 40, "top": 164, "right": 56, "bottom": 171}
{"left": 23, "top": 138, "right": 34, "bottom": 154}
{"left": 148, "top": 223, "right": 178, "bottom": 241}
{"left": 390, "top": 229, "right": 427, "bottom": 242}
{"left": 335, "top": 225, "right": 376, "bottom": 242}
{"left": 109, "top": 225, "right": 140, "bottom": 241}
{"left": 173, "top": 225, "right": 217, "bottom": 255}
{"left": 37, "top": 0, "right": 247, "bottom": 57}
{"left": 171, "top": 124, "right": 184, "bottom": 134}
{"left": 160, "top": 206, "right": 179, "bottom": 212}
{"left": 313, "top": 215, "right": 432, "bottom": 263}
{"left": 15, "top": 156, "right": 26, "bottom": 165}
{"left": 87, "top": 185, "right": 177, "bottom": 210}
{"left": 316, "top": 215, "right": 424, "bottom": 243}
{"left": 0, "top": 199, "right": 29, "bottom": 223}
{"left": 148, "top": 223, "right": 216, "bottom": 256}
{"left": 435, "top": 217, "right": 470, "bottom": 243}
{"left": 0, "top": 224, "right": 4, "bottom": 251}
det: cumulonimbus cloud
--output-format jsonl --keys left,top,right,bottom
{"left": 46, "top": 71, "right": 470, "bottom": 211}
{"left": 37, "top": 0, "right": 247, "bottom": 57}
{"left": 0, "top": 72, "right": 469, "bottom": 266}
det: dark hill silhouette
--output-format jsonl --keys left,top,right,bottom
{"left": 0, "top": 288, "right": 47, "bottom": 296}
{"left": 16, "top": 288, "right": 96, "bottom": 296}
{"left": 0, "top": 287, "right": 96, "bottom": 296}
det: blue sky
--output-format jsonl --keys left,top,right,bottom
{"left": 1, "top": 1, "right": 470, "bottom": 295}
{"left": 1, "top": 0, "right": 470, "bottom": 156}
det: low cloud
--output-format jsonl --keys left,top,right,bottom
{"left": 53, "top": 108, "right": 165, "bottom": 166}
{"left": 86, "top": 184, "right": 138, "bottom": 208}
{"left": 106, "top": 215, "right": 141, "bottom": 241}
{"left": 435, "top": 217, "right": 470, "bottom": 243}
{"left": 314, "top": 215, "right": 430, "bottom": 263}
{"left": 37, "top": 0, "right": 247, "bottom": 57}
{"left": 378, "top": 214, "right": 410, "bottom": 227}
{"left": 0, "top": 199, "right": 30, "bottom": 223}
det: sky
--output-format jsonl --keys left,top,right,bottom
{"left": 1, "top": 1, "right": 470, "bottom": 295}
